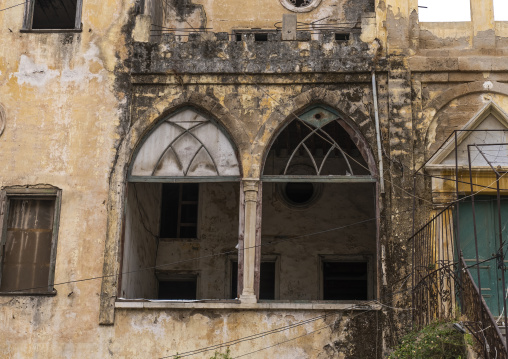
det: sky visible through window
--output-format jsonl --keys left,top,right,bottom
{"left": 494, "top": 0, "right": 508, "bottom": 21}
{"left": 419, "top": 0, "right": 508, "bottom": 22}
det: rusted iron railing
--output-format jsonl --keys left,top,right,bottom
{"left": 410, "top": 204, "right": 508, "bottom": 357}
{"left": 411, "top": 204, "right": 458, "bottom": 329}
{"left": 461, "top": 256, "right": 508, "bottom": 358}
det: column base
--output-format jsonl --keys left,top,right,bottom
{"left": 239, "top": 294, "right": 257, "bottom": 304}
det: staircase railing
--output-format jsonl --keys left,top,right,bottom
{"left": 410, "top": 204, "right": 508, "bottom": 358}
{"left": 460, "top": 256, "right": 508, "bottom": 358}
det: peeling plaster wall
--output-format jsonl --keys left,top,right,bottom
{"left": 0, "top": 0, "right": 135, "bottom": 357}
{"left": 0, "top": 0, "right": 507, "bottom": 357}
{"left": 144, "top": 0, "right": 375, "bottom": 36}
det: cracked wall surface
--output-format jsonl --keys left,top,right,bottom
{"left": 0, "top": 0, "right": 507, "bottom": 357}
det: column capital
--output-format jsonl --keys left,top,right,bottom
{"left": 242, "top": 178, "right": 260, "bottom": 193}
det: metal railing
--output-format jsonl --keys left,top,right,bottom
{"left": 461, "top": 256, "right": 508, "bottom": 358}
{"left": 411, "top": 204, "right": 458, "bottom": 329}
{"left": 410, "top": 204, "right": 508, "bottom": 357}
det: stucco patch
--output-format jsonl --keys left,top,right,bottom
{"left": 14, "top": 55, "right": 59, "bottom": 88}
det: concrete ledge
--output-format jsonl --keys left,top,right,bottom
{"left": 115, "top": 300, "right": 382, "bottom": 311}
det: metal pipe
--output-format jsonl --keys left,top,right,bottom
{"left": 371, "top": 71, "right": 385, "bottom": 193}
{"left": 412, "top": 175, "right": 416, "bottom": 328}
{"left": 453, "top": 130, "right": 464, "bottom": 314}
{"left": 455, "top": 132, "right": 463, "bottom": 311}
{"left": 467, "top": 145, "right": 484, "bottom": 326}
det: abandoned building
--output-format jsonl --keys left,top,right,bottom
{"left": 1, "top": 0, "right": 508, "bottom": 357}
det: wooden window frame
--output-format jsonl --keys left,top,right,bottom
{"left": 0, "top": 188, "right": 62, "bottom": 296}
{"left": 318, "top": 255, "right": 374, "bottom": 301}
{"left": 22, "top": 0, "right": 83, "bottom": 32}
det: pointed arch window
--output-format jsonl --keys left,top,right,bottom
{"left": 129, "top": 108, "right": 241, "bottom": 181}
{"left": 122, "top": 108, "right": 242, "bottom": 301}
{"left": 259, "top": 105, "right": 378, "bottom": 301}
{"left": 262, "top": 105, "right": 374, "bottom": 182}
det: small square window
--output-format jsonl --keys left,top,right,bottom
{"left": 0, "top": 189, "right": 61, "bottom": 295}
{"left": 335, "top": 33, "right": 350, "bottom": 42}
{"left": 23, "top": 0, "right": 83, "bottom": 31}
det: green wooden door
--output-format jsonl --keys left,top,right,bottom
{"left": 458, "top": 196, "right": 508, "bottom": 316}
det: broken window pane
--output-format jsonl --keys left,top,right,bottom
{"left": 160, "top": 183, "right": 199, "bottom": 238}
{"left": 32, "top": 0, "right": 78, "bottom": 29}
{"left": 1, "top": 198, "right": 56, "bottom": 293}
{"left": 322, "top": 261, "right": 368, "bottom": 300}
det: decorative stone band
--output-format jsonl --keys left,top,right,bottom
{"left": 131, "top": 30, "right": 382, "bottom": 75}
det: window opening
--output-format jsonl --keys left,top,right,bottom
{"left": 233, "top": 31, "right": 274, "bottom": 42}
{"left": 289, "top": 0, "right": 314, "bottom": 8}
{"left": 259, "top": 261, "right": 276, "bottom": 300}
{"left": 278, "top": 182, "right": 322, "bottom": 207}
{"left": 284, "top": 182, "right": 314, "bottom": 204}
{"left": 157, "top": 275, "right": 197, "bottom": 300}
{"left": 130, "top": 109, "right": 240, "bottom": 179}
{"left": 160, "top": 183, "right": 199, "bottom": 239}
{"left": 231, "top": 260, "right": 276, "bottom": 299}
{"left": 494, "top": 0, "right": 508, "bottom": 21}
{"left": 25, "top": 0, "right": 83, "bottom": 30}
{"left": 322, "top": 261, "right": 368, "bottom": 300}
{"left": 0, "top": 193, "right": 60, "bottom": 294}
{"left": 254, "top": 33, "right": 268, "bottom": 42}
{"left": 418, "top": 0, "right": 471, "bottom": 22}
{"left": 335, "top": 33, "right": 350, "bottom": 41}
{"left": 263, "top": 109, "right": 370, "bottom": 176}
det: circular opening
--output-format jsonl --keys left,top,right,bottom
{"left": 280, "top": 0, "right": 321, "bottom": 12}
{"left": 290, "top": 0, "right": 313, "bottom": 7}
{"left": 283, "top": 182, "right": 315, "bottom": 205}
{"left": 314, "top": 113, "right": 322, "bottom": 120}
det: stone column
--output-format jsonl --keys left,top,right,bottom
{"left": 240, "top": 178, "right": 259, "bottom": 304}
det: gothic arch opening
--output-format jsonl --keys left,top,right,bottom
{"left": 120, "top": 108, "right": 243, "bottom": 300}
{"left": 258, "top": 105, "right": 377, "bottom": 301}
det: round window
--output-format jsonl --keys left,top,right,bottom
{"left": 279, "top": 182, "right": 322, "bottom": 208}
{"left": 279, "top": 0, "right": 322, "bottom": 12}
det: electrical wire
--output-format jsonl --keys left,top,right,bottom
{"left": 5, "top": 207, "right": 411, "bottom": 294}
{"left": 159, "top": 282, "right": 415, "bottom": 359}
{"left": 0, "top": 0, "right": 27, "bottom": 12}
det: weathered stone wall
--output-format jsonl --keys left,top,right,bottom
{"left": 0, "top": 0, "right": 507, "bottom": 357}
